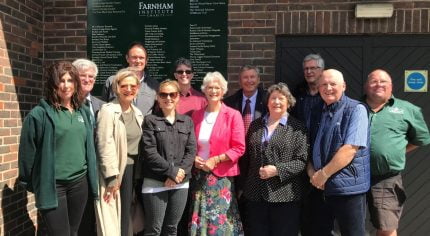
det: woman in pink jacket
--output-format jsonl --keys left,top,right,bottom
{"left": 190, "top": 71, "right": 246, "bottom": 235}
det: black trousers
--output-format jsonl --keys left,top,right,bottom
{"left": 120, "top": 164, "right": 134, "bottom": 236}
{"left": 77, "top": 191, "right": 96, "bottom": 235}
{"left": 246, "top": 200, "right": 301, "bottom": 236}
{"left": 143, "top": 188, "right": 188, "bottom": 236}
{"left": 40, "top": 175, "right": 88, "bottom": 236}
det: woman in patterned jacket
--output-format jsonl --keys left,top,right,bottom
{"left": 242, "top": 83, "right": 309, "bottom": 236}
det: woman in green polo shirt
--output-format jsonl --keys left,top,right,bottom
{"left": 18, "top": 61, "right": 99, "bottom": 235}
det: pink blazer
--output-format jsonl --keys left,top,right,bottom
{"left": 192, "top": 103, "right": 245, "bottom": 177}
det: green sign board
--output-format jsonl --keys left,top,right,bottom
{"left": 88, "top": 0, "right": 228, "bottom": 95}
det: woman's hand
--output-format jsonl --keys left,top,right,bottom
{"left": 175, "top": 168, "right": 186, "bottom": 183}
{"left": 259, "top": 165, "right": 278, "bottom": 179}
{"left": 103, "top": 185, "right": 119, "bottom": 203}
{"left": 164, "top": 178, "right": 177, "bottom": 188}
{"left": 202, "top": 157, "right": 217, "bottom": 172}
{"left": 194, "top": 156, "right": 205, "bottom": 170}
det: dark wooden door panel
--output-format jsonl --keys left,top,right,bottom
{"left": 276, "top": 35, "right": 430, "bottom": 235}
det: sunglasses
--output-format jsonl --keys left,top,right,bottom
{"left": 175, "top": 70, "right": 193, "bottom": 75}
{"left": 120, "top": 84, "right": 138, "bottom": 91}
{"left": 158, "top": 92, "right": 179, "bottom": 99}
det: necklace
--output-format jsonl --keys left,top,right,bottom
{"left": 204, "top": 111, "right": 219, "bottom": 124}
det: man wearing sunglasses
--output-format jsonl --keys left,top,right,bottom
{"left": 102, "top": 41, "right": 159, "bottom": 115}
{"left": 224, "top": 64, "right": 267, "bottom": 235}
{"left": 172, "top": 57, "right": 207, "bottom": 116}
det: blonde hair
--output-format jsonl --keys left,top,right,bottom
{"left": 159, "top": 79, "right": 180, "bottom": 93}
{"left": 112, "top": 68, "right": 141, "bottom": 96}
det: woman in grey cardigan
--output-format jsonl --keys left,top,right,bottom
{"left": 242, "top": 83, "right": 309, "bottom": 236}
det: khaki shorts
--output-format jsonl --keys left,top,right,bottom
{"left": 367, "top": 173, "right": 406, "bottom": 231}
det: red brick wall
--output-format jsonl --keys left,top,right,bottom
{"left": 1, "top": 0, "right": 430, "bottom": 234}
{"left": 44, "top": 0, "right": 88, "bottom": 62}
{"left": 0, "top": 0, "right": 43, "bottom": 235}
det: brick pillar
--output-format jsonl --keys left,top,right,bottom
{"left": 0, "top": 0, "right": 43, "bottom": 235}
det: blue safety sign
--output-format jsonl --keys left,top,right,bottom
{"left": 404, "top": 70, "right": 427, "bottom": 92}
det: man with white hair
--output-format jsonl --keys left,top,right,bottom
{"left": 308, "top": 69, "right": 370, "bottom": 236}
{"left": 365, "top": 69, "right": 430, "bottom": 236}
{"left": 73, "top": 58, "right": 105, "bottom": 124}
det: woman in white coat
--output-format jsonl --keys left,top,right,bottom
{"left": 95, "top": 68, "right": 144, "bottom": 236}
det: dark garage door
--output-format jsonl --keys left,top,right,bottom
{"left": 276, "top": 35, "right": 430, "bottom": 235}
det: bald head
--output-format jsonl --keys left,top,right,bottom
{"left": 365, "top": 69, "right": 393, "bottom": 105}
{"left": 318, "top": 69, "right": 346, "bottom": 105}
{"left": 367, "top": 69, "right": 392, "bottom": 84}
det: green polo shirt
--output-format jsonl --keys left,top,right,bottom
{"left": 367, "top": 96, "right": 430, "bottom": 176}
{"left": 54, "top": 107, "right": 87, "bottom": 181}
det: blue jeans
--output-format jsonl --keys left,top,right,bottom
{"left": 310, "top": 188, "right": 366, "bottom": 236}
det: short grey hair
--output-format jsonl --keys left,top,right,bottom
{"left": 303, "top": 54, "right": 325, "bottom": 69}
{"left": 72, "top": 58, "right": 98, "bottom": 77}
{"left": 266, "top": 82, "right": 296, "bottom": 109}
{"left": 201, "top": 71, "right": 228, "bottom": 94}
{"left": 239, "top": 65, "right": 260, "bottom": 77}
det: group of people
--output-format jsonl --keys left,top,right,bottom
{"left": 17, "top": 41, "right": 430, "bottom": 236}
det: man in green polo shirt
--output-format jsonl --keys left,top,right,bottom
{"left": 365, "top": 69, "right": 430, "bottom": 236}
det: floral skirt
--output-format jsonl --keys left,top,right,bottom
{"left": 189, "top": 170, "right": 243, "bottom": 236}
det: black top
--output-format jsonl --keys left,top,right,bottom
{"left": 290, "top": 81, "right": 323, "bottom": 149}
{"left": 243, "top": 116, "right": 309, "bottom": 202}
{"left": 141, "top": 112, "right": 196, "bottom": 182}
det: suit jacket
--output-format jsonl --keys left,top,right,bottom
{"left": 224, "top": 87, "right": 267, "bottom": 120}
{"left": 191, "top": 103, "right": 245, "bottom": 177}
{"left": 90, "top": 94, "right": 105, "bottom": 117}
{"left": 243, "top": 116, "right": 309, "bottom": 202}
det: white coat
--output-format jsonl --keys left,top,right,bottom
{"left": 95, "top": 99, "right": 144, "bottom": 236}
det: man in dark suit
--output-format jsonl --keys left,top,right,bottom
{"left": 224, "top": 65, "right": 267, "bottom": 125}
{"left": 224, "top": 64, "right": 267, "bottom": 235}
{"left": 102, "top": 41, "right": 159, "bottom": 115}
{"left": 73, "top": 58, "right": 105, "bottom": 235}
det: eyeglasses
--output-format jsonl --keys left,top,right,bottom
{"left": 368, "top": 80, "right": 391, "bottom": 87}
{"left": 304, "top": 66, "right": 321, "bottom": 72}
{"left": 175, "top": 70, "right": 193, "bottom": 75}
{"left": 158, "top": 92, "right": 179, "bottom": 99}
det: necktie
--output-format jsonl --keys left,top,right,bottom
{"left": 86, "top": 99, "right": 95, "bottom": 127}
{"left": 243, "top": 99, "right": 252, "bottom": 133}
